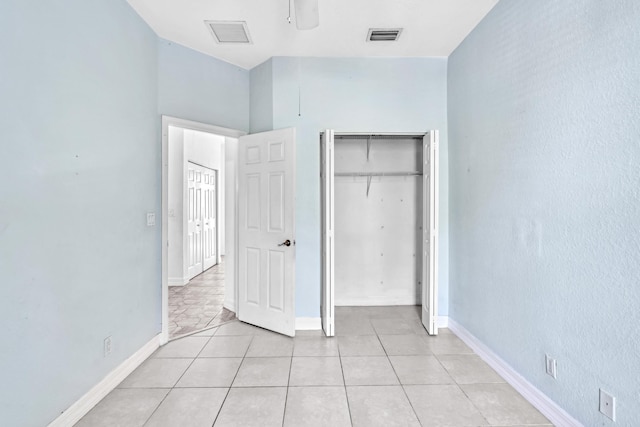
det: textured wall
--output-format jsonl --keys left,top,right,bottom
{"left": 271, "top": 57, "right": 449, "bottom": 318}
{"left": 448, "top": 1, "right": 640, "bottom": 425}
{"left": 158, "top": 39, "right": 250, "bottom": 132}
{"left": 0, "top": 1, "right": 160, "bottom": 425}
{"left": 250, "top": 59, "right": 274, "bottom": 133}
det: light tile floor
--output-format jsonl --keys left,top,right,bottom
{"left": 76, "top": 306, "right": 553, "bottom": 427}
{"left": 168, "top": 261, "right": 235, "bottom": 338}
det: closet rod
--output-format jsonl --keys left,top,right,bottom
{"left": 335, "top": 171, "right": 422, "bottom": 177}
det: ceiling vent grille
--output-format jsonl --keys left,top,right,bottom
{"left": 205, "top": 21, "right": 252, "bottom": 44}
{"left": 367, "top": 28, "right": 403, "bottom": 42}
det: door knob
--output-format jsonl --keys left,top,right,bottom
{"left": 278, "top": 239, "right": 292, "bottom": 247}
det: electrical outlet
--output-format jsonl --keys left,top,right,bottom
{"left": 104, "top": 336, "right": 112, "bottom": 357}
{"left": 599, "top": 389, "right": 616, "bottom": 421}
{"left": 146, "top": 212, "right": 156, "bottom": 226}
{"left": 545, "top": 354, "right": 557, "bottom": 379}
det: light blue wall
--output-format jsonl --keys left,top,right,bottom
{"left": 250, "top": 59, "right": 274, "bottom": 133}
{"left": 270, "top": 57, "right": 449, "bottom": 317}
{"left": 0, "top": 1, "right": 160, "bottom": 426}
{"left": 448, "top": 1, "right": 640, "bottom": 425}
{"left": 158, "top": 39, "right": 250, "bottom": 131}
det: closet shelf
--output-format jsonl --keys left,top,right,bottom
{"left": 335, "top": 171, "right": 422, "bottom": 177}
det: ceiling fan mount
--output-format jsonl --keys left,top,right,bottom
{"left": 289, "top": 0, "right": 319, "bottom": 30}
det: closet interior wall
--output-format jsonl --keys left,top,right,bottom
{"left": 334, "top": 134, "right": 424, "bottom": 306}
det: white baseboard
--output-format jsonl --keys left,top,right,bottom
{"left": 447, "top": 318, "right": 583, "bottom": 427}
{"left": 335, "top": 296, "right": 419, "bottom": 306}
{"left": 168, "top": 277, "right": 188, "bottom": 286}
{"left": 223, "top": 298, "right": 236, "bottom": 313}
{"left": 437, "top": 316, "right": 449, "bottom": 328}
{"left": 295, "top": 317, "right": 322, "bottom": 330}
{"left": 48, "top": 334, "right": 162, "bottom": 427}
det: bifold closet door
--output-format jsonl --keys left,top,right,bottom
{"left": 202, "top": 169, "right": 217, "bottom": 270}
{"left": 321, "top": 130, "right": 335, "bottom": 337}
{"left": 187, "top": 163, "right": 204, "bottom": 279}
{"left": 187, "top": 162, "right": 218, "bottom": 280}
{"left": 421, "top": 131, "right": 439, "bottom": 335}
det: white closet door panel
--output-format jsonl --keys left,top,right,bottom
{"left": 202, "top": 168, "right": 217, "bottom": 270}
{"left": 321, "top": 130, "right": 335, "bottom": 337}
{"left": 187, "top": 163, "right": 204, "bottom": 279}
{"left": 421, "top": 131, "right": 439, "bottom": 335}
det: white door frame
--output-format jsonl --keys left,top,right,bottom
{"left": 161, "top": 115, "right": 246, "bottom": 344}
{"left": 319, "top": 130, "right": 440, "bottom": 336}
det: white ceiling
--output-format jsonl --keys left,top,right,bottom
{"left": 127, "top": 0, "right": 499, "bottom": 70}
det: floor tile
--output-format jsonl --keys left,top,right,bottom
{"left": 424, "top": 334, "right": 474, "bottom": 355}
{"left": 404, "top": 384, "right": 488, "bottom": 426}
{"left": 393, "top": 305, "right": 422, "bottom": 319}
{"left": 215, "top": 321, "right": 275, "bottom": 336}
{"left": 144, "top": 388, "right": 228, "bottom": 427}
{"left": 378, "top": 334, "right": 432, "bottom": 356}
{"left": 283, "top": 387, "right": 351, "bottom": 427}
{"left": 293, "top": 336, "right": 339, "bottom": 356}
{"left": 347, "top": 386, "right": 420, "bottom": 427}
{"left": 294, "top": 329, "right": 325, "bottom": 337}
{"left": 214, "top": 387, "right": 287, "bottom": 427}
{"left": 461, "top": 383, "right": 550, "bottom": 425}
{"left": 389, "top": 355, "right": 454, "bottom": 385}
{"left": 341, "top": 356, "right": 399, "bottom": 385}
{"left": 199, "top": 336, "right": 253, "bottom": 357}
{"left": 153, "top": 337, "right": 210, "bottom": 358}
{"left": 245, "top": 335, "right": 294, "bottom": 357}
{"left": 289, "top": 357, "right": 344, "bottom": 386}
{"left": 169, "top": 262, "right": 226, "bottom": 339}
{"left": 175, "top": 358, "right": 242, "bottom": 388}
{"left": 118, "top": 358, "right": 192, "bottom": 388}
{"left": 191, "top": 327, "right": 219, "bottom": 337}
{"left": 437, "top": 354, "right": 505, "bottom": 384}
{"left": 337, "top": 335, "right": 385, "bottom": 356}
{"left": 335, "top": 316, "right": 376, "bottom": 335}
{"left": 75, "top": 388, "right": 168, "bottom": 427}
{"left": 370, "top": 318, "right": 416, "bottom": 335}
{"left": 232, "top": 357, "right": 291, "bottom": 387}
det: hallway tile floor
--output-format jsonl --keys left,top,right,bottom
{"left": 76, "top": 306, "right": 553, "bottom": 427}
{"left": 168, "top": 262, "right": 235, "bottom": 338}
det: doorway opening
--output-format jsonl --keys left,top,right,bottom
{"left": 161, "top": 116, "right": 246, "bottom": 343}
{"left": 161, "top": 118, "right": 298, "bottom": 343}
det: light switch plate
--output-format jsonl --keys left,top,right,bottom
{"left": 545, "top": 354, "right": 557, "bottom": 379}
{"left": 146, "top": 212, "right": 156, "bottom": 226}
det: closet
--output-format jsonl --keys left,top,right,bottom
{"left": 321, "top": 130, "right": 439, "bottom": 337}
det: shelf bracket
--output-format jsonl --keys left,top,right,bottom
{"left": 366, "top": 175, "right": 372, "bottom": 197}
{"left": 366, "top": 136, "right": 371, "bottom": 162}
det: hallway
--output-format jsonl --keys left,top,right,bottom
{"left": 168, "top": 262, "right": 235, "bottom": 338}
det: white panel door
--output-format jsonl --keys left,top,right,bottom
{"left": 421, "top": 131, "right": 439, "bottom": 335}
{"left": 320, "top": 130, "right": 335, "bottom": 337}
{"left": 202, "top": 169, "right": 217, "bottom": 270}
{"left": 238, "top": 128, "right": 296, "bottom": 336}
{"left": 187, "top": 163, "right": 204, "bottom": 279}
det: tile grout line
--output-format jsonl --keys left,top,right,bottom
{"left": 281, "top": 343, "right": 294, "bottom": 427}
{"left": 373, "top": 326, "right": 424, "bottom": 427}
{"left": 210, "top": 332, "right": 256, "bottom": 427}
{"left": 337, "top": 330, "right": 355, "bottom": 427}
{"left": 140, "top": 331, "right": 218, "bottom": 426}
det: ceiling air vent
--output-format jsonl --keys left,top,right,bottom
{"left": 205, "top": 21, "right": 252, "bottom": 44}
{"left": 367, "top": 28, "right": 403, "bottom": 42}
